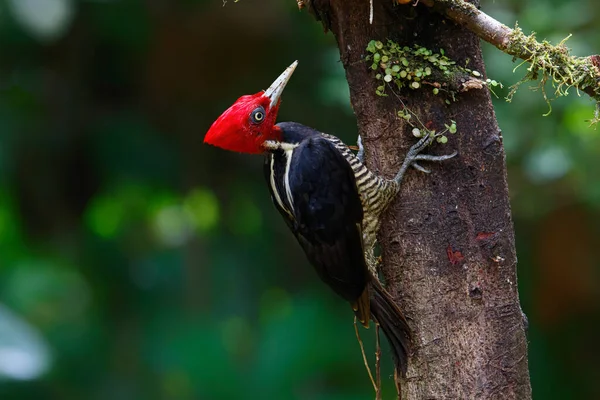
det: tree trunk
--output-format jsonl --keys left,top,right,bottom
{"left": 307, "top": 1, "right": 532, "bottom": 398}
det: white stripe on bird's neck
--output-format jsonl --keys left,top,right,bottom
{"left": 263, "top": 140, "right": 299, "bottom": 151}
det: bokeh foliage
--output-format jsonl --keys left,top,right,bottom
{"left": 0, "top": 0, "right": 598, "bottom": 399}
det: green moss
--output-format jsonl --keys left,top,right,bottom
{"left": 367, "top": 40, "right": 451, "bottom": 96}
{"left": 364, "top": 40, "right": 473, "bottom": 145}
{"left": 506, "top": 25, "right": 600, "bottom": 125}
{"left": 365, "top": 40, "right": 498, "bottom": 101}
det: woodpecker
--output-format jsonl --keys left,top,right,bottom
{"left": 204, "top": 61, "right": 455, "bottom": 375}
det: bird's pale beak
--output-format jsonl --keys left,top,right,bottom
{"left": 264, "top": 61, "right": 298, "bottom": 109}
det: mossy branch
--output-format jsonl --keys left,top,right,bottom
{"left": 298, "top": 0, "right": 600, "bottom": 123}
{"left": 421, "top": 0, "right": 600, "bottom": 104}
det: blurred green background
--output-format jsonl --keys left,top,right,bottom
{"left": 0, "top": 0, "right": 598, "bottom": 399}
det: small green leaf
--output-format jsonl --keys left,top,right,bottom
{"left": 366, "top": 40, "right": 377, "bottom": 53}
{"left": 449, "top": 121, "right": 457, "bottom": 134}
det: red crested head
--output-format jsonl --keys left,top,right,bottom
{"left": 204, "top": 61, "right": 298, "bottom": 154}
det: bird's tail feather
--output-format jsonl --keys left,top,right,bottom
{"left": 370, "top": 279, "right": 412, "bottom": 376}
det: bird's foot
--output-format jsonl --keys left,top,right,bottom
{"left": 394, "top": 133, "right": 457, "bottom": 184}
{"left": 356, "top": 135, "right": 365, "bottom": 163}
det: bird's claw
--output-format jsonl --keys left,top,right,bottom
{"left": 413, "top": 151, "right": 459, "bottom": 164}
{"left": 411, "top": 162, "right": 430, "bottom": 174}
{"left": 393, "top": 132, "right": 457, "bottom": 184}
{"left": 407, "top": 132, "right": 457, "bottom": 169}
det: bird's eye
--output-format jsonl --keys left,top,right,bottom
{"left": 251, "top": 107, "right": 265, "bottom": 124}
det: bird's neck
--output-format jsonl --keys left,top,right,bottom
{"left": 260, "top": 125, "right": 292, "bottom": 152}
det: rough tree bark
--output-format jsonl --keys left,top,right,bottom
{"left": 305, "top": 1, "right": 532, "bottom": 398}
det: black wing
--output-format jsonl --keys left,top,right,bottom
{"left": 266, "top": 135, "right": 369, "bottom": 303}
